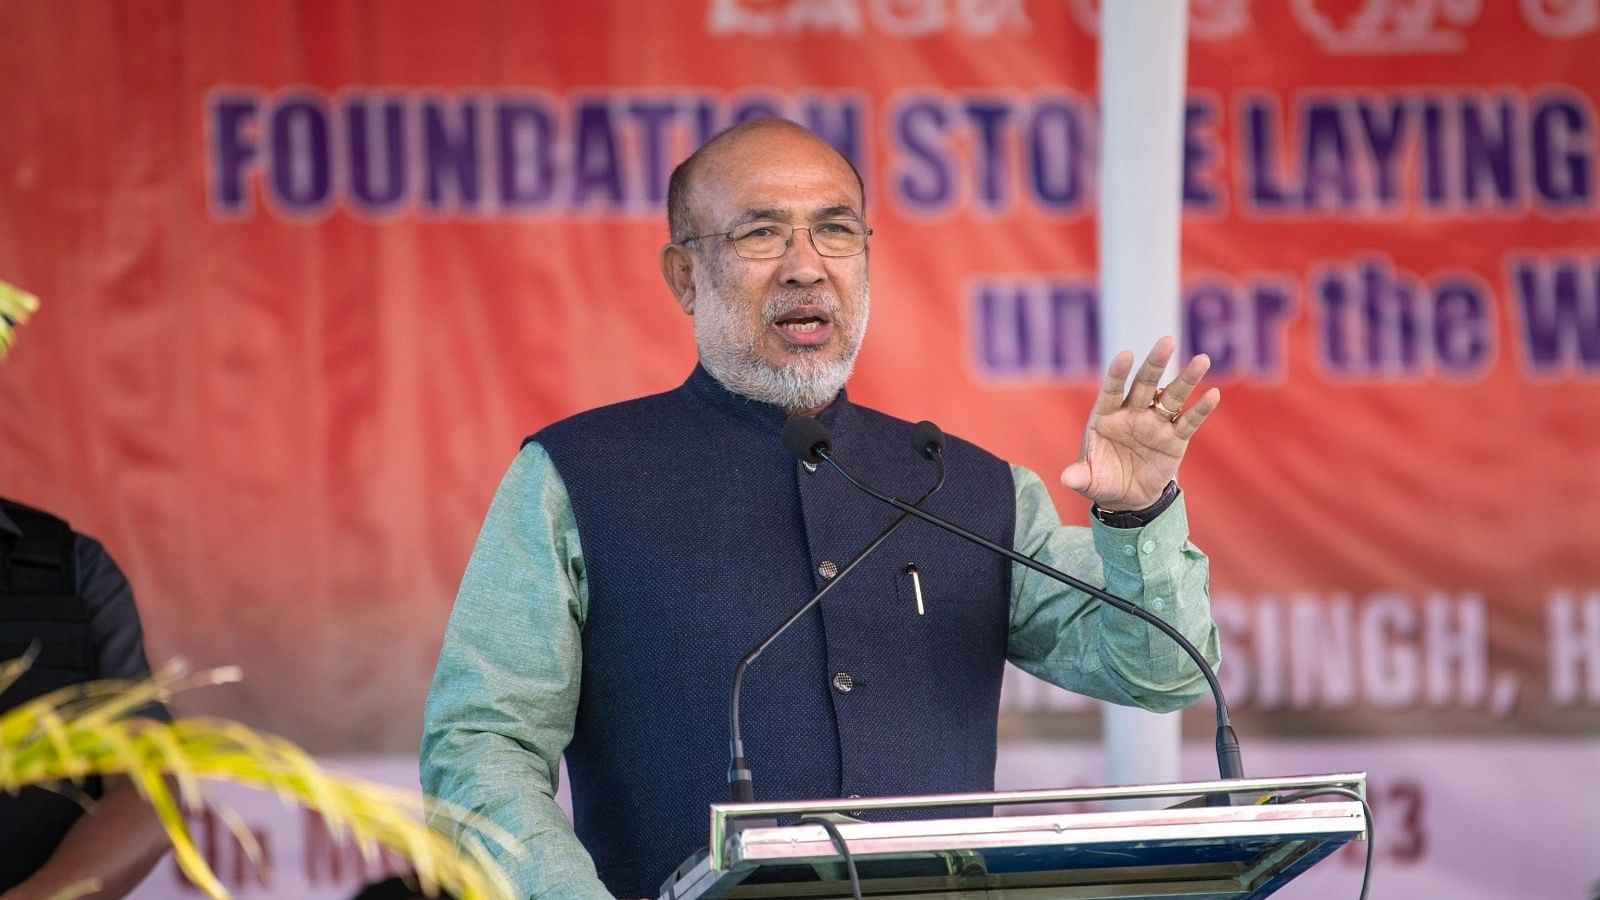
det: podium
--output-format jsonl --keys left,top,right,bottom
{"left": 657, "top": 773, "right": 1367, "bottom": 899}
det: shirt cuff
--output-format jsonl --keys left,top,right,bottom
{"left": 1090, "top": 490, "right": 1191, "bottom": 582}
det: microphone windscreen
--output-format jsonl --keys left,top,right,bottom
{"left": 912, "top": 420, "right": 945, "bottom": 458}
{"left": 782, "top": 416, "right": 832, "bottom": 464}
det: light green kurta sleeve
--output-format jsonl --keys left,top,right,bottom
{"left": 420, "top": 442, "right": 609, "bottom": 900}
{"left": 1006, "top": 464, "right": 1220, "bottom": 712}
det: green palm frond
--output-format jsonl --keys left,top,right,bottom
{"left": 1, "top": 657, "right": 522, "bottom": 900}
{"left": 0, "top": 278, "right": 40, "bottom": 360}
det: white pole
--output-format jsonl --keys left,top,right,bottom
{"left": 1098, "top": 0, "right": 1189, "bottom": 798}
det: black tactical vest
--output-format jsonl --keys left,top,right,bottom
{"left": 0, "top": 497, "right": 102, "bottom": 891}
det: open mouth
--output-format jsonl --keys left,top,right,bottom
{"left": 771, "top": 306, "right": 835, "bottom": 345}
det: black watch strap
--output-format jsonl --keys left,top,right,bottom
{"left": 1091, "top": 481, "right": 1180, "bottom": 529}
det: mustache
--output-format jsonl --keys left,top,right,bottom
{"left": 762, "top": 289, "right": 841, "bottom": 325}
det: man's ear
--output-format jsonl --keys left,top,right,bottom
{"left": 660, "top": 243, "right": 696, "bottom": 314}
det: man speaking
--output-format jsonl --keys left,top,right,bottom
{"left": 421, "top": 118, "right": 1223, "bottom": 900}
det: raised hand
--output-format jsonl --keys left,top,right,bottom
{"left": 1059, "top": 336, "right": 1221, "bottom": 512}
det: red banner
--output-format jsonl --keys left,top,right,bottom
{"left": 3, "top": 3, "right": 1599, "bottom": 895}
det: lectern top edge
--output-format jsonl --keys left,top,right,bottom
{"left": 707, "top": 771, "right": 1367, "bottom": 866}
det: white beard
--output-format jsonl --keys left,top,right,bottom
{"left": 692, "top": 273, "right": 869, "bottom": 414}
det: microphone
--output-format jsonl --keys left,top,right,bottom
{"left": 911, "top": 419, "right": 944, "bottom": 459}
{"left": 783, "top": 414, "right": 832, "bottom": 464}
{"left": 781, "top": 416, "right": 1245, "bottom": 792}
{"left": 728, "top": 419, "right": 947, "bottom": 804}
{"left": 783, "top": 414, "right": 942, "bottom": 461}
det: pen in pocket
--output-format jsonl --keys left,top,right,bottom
{"left": 904, "top": 563, "right": 924, "bottom": 616}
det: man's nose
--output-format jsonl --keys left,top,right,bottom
{"left": 778, "top": 227, "right": 827, "bottom": 286}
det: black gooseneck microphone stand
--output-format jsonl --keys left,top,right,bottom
{"left": 726, "top": 421, "right": 948, "bottom": 803}
{"left": 781, "top": 415, "right": 1245, "bottom": 790}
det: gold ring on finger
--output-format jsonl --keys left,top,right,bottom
{"left": 1149, "top": 389, "right": 1181, "bottom": 421}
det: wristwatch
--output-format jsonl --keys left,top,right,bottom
{"left": 1091, "top": 480, "right": 1179, "bottom": 529}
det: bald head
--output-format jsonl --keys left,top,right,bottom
{"left": 666, "top": 118, "right": 865, "bottom": 243}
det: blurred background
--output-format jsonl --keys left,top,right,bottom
{"left": 2, "top": 0, "right": 1597, "bottom": 897}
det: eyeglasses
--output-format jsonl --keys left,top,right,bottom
{"left": 680, "top": 219, "right": 873, "bottom": 259}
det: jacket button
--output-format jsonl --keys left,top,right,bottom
{"left": 818, "top": 560, "right": 838, "bottom": 579}
{"left": 832, "top": 672, "right": 854, "bottom": 693}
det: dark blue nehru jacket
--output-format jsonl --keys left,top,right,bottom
{"left": 532, "top": 366, "right": 1018, "bottom": 898}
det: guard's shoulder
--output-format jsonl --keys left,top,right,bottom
{"left": 0, "top": 495, "right": 75, "bottom": 539}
